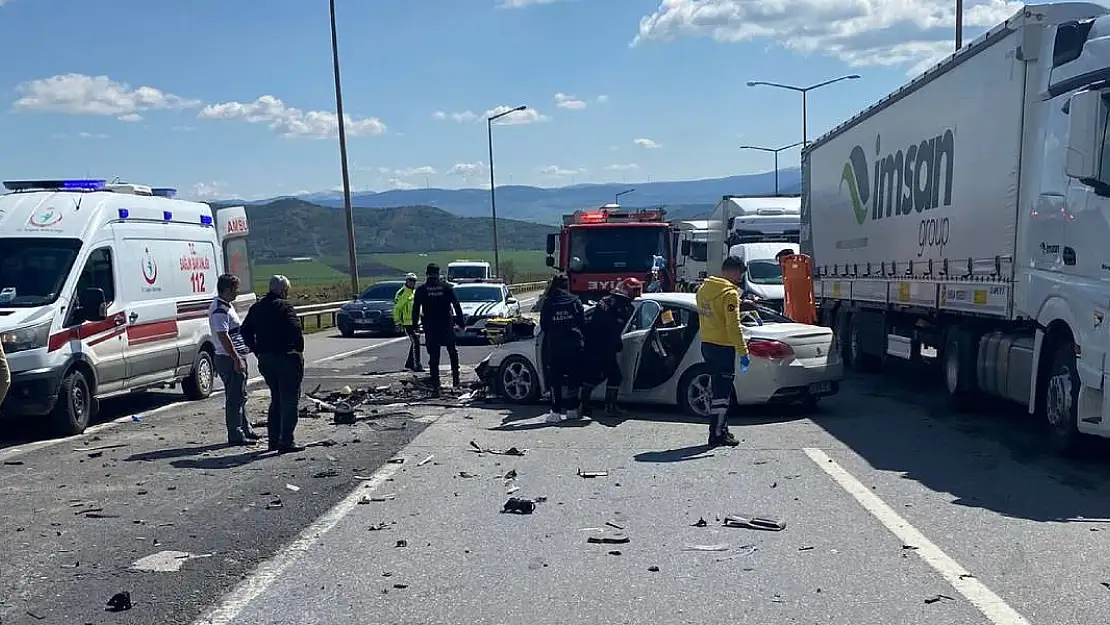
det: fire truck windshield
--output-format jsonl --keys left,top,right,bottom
{"left": 568, "top": 227, "right": 666, "bottom": 274}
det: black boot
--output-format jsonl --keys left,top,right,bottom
{"left": 578, "top": 386, "right": 593, "bottom": 418}
{"left": 451, "top": 370, "right": 461, "bottom": 389}
{"left": 603, "top": 387, "right": 627, "bottom": 417}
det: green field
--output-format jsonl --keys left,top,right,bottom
{"left": 251, "top": 249, "right": 551, "bottom": 304}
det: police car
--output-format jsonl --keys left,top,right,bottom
{"left": 454, "top": 282, "right": 523, "bottom": 339}
{"left": 0, "top": 179, "right": 255, "bottom": 434}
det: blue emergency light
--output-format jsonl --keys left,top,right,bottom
{"left": 118, "top": 208, "right": 130, "bottom": 219}
{"left": 200, "top": 214, "right": 213, "bottom": 226}
{"left": 162, "top": 211, "right": 173, "bottom": 221}
{"left": 3, "top": 179, "right": 107, "bottom": 192}
{"left": 152, "top": 187, "right": 177, "bottom": 198}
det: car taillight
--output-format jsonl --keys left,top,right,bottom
{"left": 747, "top": 339, "right": 794, "bottom": 359}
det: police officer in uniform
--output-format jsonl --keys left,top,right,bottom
{"left": 539, "top": 273, "right": 585, "bottom": 423}
{"left": 411, "top": 263, "right": 465, "bottom": 394}
{"left": 579, "top": 277, "right": 641, "bottom": 418}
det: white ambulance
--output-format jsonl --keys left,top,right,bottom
{"left": 0, "top": 179, "right": 255, "bottom": 434}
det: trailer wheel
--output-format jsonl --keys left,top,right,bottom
{"left": 943, "top": 326, "right": 979, "bottom": 409}
{"left": 848, "top": 316, "right": 881, "bottom": 373}
{"left": 1041, "top": 339, "right": 1087, "bottom": 456}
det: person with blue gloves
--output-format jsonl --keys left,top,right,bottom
{"left": 695, "top": 255, "right": 750, "bottom": 447}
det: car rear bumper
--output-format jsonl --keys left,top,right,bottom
{"left": 734, "top": 360, "right": 843, "bottom": 404}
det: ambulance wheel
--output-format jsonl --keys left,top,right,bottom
{"left": 183, "top": 349, "right": 215, "bottom": 401}
{"left": 52, "top": 369, "right": 92, "bottom": 435}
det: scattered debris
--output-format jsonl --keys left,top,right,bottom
{"left": 393, "top": 583, "right": 409, "bottom": 589}
{"left": 75, "top": 443, "right": 129, "bottom": 453}
{"left": 106, "top": 591, "right": 133, "bottom": 612}
{"left": 925, "top": 594, "right": 955, "bottom": 604}
{"left": 605, "top": 521, "right": 625, "bottom": 530}
{"left": 577, "top": 468, "right": 609, "bottom": 478}
{"left": 506, "top": 486, "right": 520, "bottom": 494}
{"left": 692, "top": 517, "right": 708, "bottom": 527}
{"left": 469, "top": 440, "right": 526, "bottom": 456}
{"left": 771, "top": 595, "right": 785, "bottom": 604}
{"left": 312, "top": 469, "right": 340, "bottom": 479}
{"left": 395, "top": 540, "right": 408, "bottom": 548}
{"left": 607, "top": 550, "right": 622, "bottom": 556}
{"left": 285, "top": 484, "right": 301, "bottom": 492}
{"left": 723, "top": 514, "right": 786, "bottom": 531}
{"left": 683, "top": 544, "right": 730, "bottom": 552}
{"left": 502, "top": 497, "right": 536, "bottom": 514}
{"left": 3, "top": 460, "right": 24, "bottom": 466}
{"left": 458, "top": 471, "right": 478, "bottom": 478}
{"left": 265, "top": 498, "right": 284, "bottom": 510}
{"left": 417, "top": 454, "right": 435, "bottom": 467}
{"left": 387, "top": 457, "right": 405, "bottom": 464}
{"left": 368, "top": 522, "right": 393, "bottom": 531}
{"left": 504, "top": 469, "right": 517, "bottom": 480}
{"left": 648, "top": 566, "right": 660, "bottom": 572}
{"left": 798, "top": 545, "right": 814, "bottom": 551}
{"left": 587, "top": 531, "right": 629, "bottom": 545}
{"left": 332, "top": 403, "right": 357, "bottom": 425}
{"left": 26, "top": 611, "right": 45, "bottom": 620}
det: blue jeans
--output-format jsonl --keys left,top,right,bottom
{"left": 700, "top": 342, "right": 735, "bottom": 434}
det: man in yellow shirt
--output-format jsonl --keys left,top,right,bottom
{"left": 695, "top": 256, "right": 750, "bottom": 447}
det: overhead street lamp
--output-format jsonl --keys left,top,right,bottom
{"left": 487, "top": 105, "right": 527, "bottom": 279}
{"left": 956, "top": 0, "right": 964, "bottom": 49}
{"left": 746, "top": 75, "right": 861, "bottom": 146}
{"left": 329, "top": 0, "right": 359, "bottom": 299}
{"left": 615, "top": 188, "right": 634, "bottom": 205}
{"left": 739, "top": 142, "right": 803, "bottom": 195}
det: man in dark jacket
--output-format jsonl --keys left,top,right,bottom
{"left": 412, "top": 263, "right": 465, "bottom": 395}
{"left": 540, "top": 273, "right": 585, "bottom": 423}
{"left": 240, "top": 275, "right": 305, "bottom": 453}
{"left": 579, "top": 277, "right": 641, "bottom": 418}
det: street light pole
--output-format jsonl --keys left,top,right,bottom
{"left": 739, "top": 142, "right": 804, "bottom": 194}
{"left": 486, "top": 105, "right": 527, "bottom": 279}
{"left": 746, "top": 75, "right": 861, "bottom": 146}
{"left": 329, "top": 0, "right": 359, "bottom": 299}
{"left": 615, "top": 188, "right": 634, "bottom": 205}
{"left": 956, "top": 0, "right": 964, "bottom": 49}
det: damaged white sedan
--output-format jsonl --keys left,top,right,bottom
{"left": 475, "top": 292, "right": 843, "bottom": 417}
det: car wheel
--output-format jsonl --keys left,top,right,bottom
{"left": 183, "top": 348, "right": 215, "bottom": 400}
{"left": 52, "top": 368, "right": 92, "bottom": 435}
{"left": 339, "top": 324, "right": 355, "bottom": 338}
{"left": 677, "top": 364, "right": 713, "bottom": 419}
{"left": 497, "top": 355, "right": 541, "bottom": 403}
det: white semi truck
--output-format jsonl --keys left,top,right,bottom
{"left": 702, "top": 195, "right": 800, "bottom": 310}
{"left": 802, "top": 1, "right": 1110, "bottom": 454}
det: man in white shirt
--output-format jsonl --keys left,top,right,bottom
{"left": 208, "top": 274, "right": 259, "bottom": 446}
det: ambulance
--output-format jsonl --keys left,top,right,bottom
{"left": 0, "top": 179, "right": 255, "bottom": 435}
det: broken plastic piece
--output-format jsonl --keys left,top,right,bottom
{"left": 417, "top": 454, "right": 435, "bottom": 467}
{"left": 723, "top": 514, "right": 785, "bottom": 531}
{"left": 106, "top": 591, "right": 132, "bottom": 612}
{"left": 333, "top": 403, "right": 357, "bottom": 425}
{"left": 502, "top": 497, "right": 536, "bottom": 514}
{"left": 577, "top": 468, "right": 609, "bottom": 478}
{"left": 925, "top": 594, "right": 955, "bottom": 604}
{"left": 692, "top": 517, "right": 708, "bottom": 527}
{"left": 683, "top": 544, "right": 729, "bottom": 552}
{"left": 587, "top": 531, "right": 629, "bottom": 545}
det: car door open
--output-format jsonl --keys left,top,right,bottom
{"left": 618, "top": 300, "right": 661, "bottom": 396}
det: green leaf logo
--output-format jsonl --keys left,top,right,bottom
{"left": 841, "top": 162, "right": 866, "bottom": 225}
{"left": 840, "top": 144, "right": 871, "bottom": 226}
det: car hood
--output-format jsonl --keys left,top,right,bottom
{"left": 0, "top": 304, "right": 56, "bottom": 332}
{"left": 342, "top": 299, "right": 392, "bottom": 312}
{"left": 460, "top": 301, "right": 506, "bottom": 317}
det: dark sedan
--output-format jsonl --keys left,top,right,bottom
{"left": 336, "top": 281, "right": 406, "bottom": 337}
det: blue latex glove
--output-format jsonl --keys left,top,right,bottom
{"left": 738, "top": 355, "right": 751, "bottom": 372}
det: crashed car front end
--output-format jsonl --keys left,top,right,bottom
{"left": 473, "top": 321, "right": 545, "bottom": 402}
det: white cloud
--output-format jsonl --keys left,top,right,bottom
{"left": 633, "top": 138, "right": 661, "bottom": 149}
{"left": 388, "top": 178, "right": 418, "bottom": 190}
{"left": 538, "top": 165, "right": 583, "bottom": 177}
{"left": 448, "top": 161, "right": 488, "bottom": 177}
{"left": 485, "top": 105, "right": 549, "bottom": 125}
{"left": 606, "top": 163, "right": 639, "bottom": 171}
{"left": 497, "top": 0, "right": 563, "bottom": 7}
{"left": 118, "top": 113, "right": 143, "bottom": 123}
{"left": 596, "top": 95, "right": 610, "bottom": 104}
{"left": 433, "top": 110, "right": 479, "bottom": 122}
{"left": 189, "top": 182, "right": 232, "bottom": 201}
{"left": 198, "top": 95, "right": 386, "bottom": 139}
{"left": 632, "top": 0, "right": 1021, "bottom": 73}
{"left": 52, "top": 131, "right": 109, "bottom": 140}
{"left": 554, "top": 93, "right": 587, "bottom": 110}
{"left": 390, "top": 166, "right": 437, "bottom": 177}
{"left": 13, "top": 73, "right": 202, "bottom": 118}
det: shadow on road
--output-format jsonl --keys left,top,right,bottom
{"left": 813, "top": 361, "right": 1110, "bottom": 523}
{"left": 123, "top": 442, "right": 229, "bottom": 462}
{"left": 634, "top": 444, "right": 718, "bottom": 463}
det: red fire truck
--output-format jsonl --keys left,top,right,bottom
{"left": 544, "top": 204, "right": 680, "bottom": 301}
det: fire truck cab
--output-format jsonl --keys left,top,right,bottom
{"left": 544, "top": 204, "right": 679, "bottom": 302}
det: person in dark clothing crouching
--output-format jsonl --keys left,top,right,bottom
{"left": 240, "top": 275, "right": 305, "bottom": 453}
{"left": 540, "top": 273, "right": 585, "bottom": 423}
{"left": 579, "top": 277, "right": 641, "bottom": 418}
{"left": 412, "top": 263, "right": 465, "bottom": 395}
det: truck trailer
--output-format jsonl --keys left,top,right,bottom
{"left": 802, "top": 1, "right": 1110, "bottom": 453}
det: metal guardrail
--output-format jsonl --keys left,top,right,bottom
{"left": 291, "top": 281, "right": 548, "bottom": 330}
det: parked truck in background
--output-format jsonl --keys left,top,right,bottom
{"left": 545, "top": 204, "right": 679, "bottom": 301}
{"left": 802, "top": 1, "right": 1110, "bottom": 454}
{"left": 446, "top": 260, "right": 492, "bottom": 284}
{"left": 675, "top": 219, "right": 711, "bottom": 291}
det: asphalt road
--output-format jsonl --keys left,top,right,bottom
{"left": 4, "top": 297, "right": 1110, "bottom": 625}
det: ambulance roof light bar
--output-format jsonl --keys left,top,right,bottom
{"left": 3, "top": 179, "right": 107, "bottom": 192}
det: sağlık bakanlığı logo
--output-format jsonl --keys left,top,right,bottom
{"left": 141, "top": 248, "right": 159, "bottom": 285}
{"left": 839, "top": 129, "right": 956, "bottom": 256}
{"left": 27, "top": 206, "right": 63, "bottom": 228}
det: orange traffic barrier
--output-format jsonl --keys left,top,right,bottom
{"left": 780, "top": 253, "right": 817, "bottom": 325}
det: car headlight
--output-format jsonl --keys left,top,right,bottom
{"left": 1, "top": 320, "right": 52, "bottom": 354}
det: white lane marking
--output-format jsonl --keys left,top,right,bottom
{"left": 192, "top": 458, "right": 407, "bottom": 625}
{"left": 131, "top": 550, "right": 212, "bottom": 572}
{"left": 803, "top": 448, "right": 1031, "bottom": 625}
{"left": 311, "top": 337, "right": 408, "bottom": 365}
{"left": 0, "top": 376, "right": 264, "bottom": 465}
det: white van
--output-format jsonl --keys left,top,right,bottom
{"left": 446, "top": 260, "right": 492, "bottom": 283}
{"left": 0, "top": 179, "right": 255, "bottom": 434}
{"left": 727, "top": 241, "right": 799, "bottom": 311}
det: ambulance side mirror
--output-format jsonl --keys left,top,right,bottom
{"left": 79, "top": 287, "right": 108, "bottom": 321}
{"left": 545, "top": 256, "right": 555, "bottom": 268}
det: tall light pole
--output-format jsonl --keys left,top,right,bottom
{"left": 746, "top": 75, "right": 861, "bottom": 146}
{"left": 615, "top": 188, "right": 634, "bottom": 205}
{"left": 739, "top": 142, "right": 803, "bottom": 194}
{"left": 956, "top": 0, "right": 963, "bottom": 49}
{"left": 329, "top": 0, "right": 359, "bottom": 299}
{"left": 487, "top": 105, "right": 526, "bottom": 279}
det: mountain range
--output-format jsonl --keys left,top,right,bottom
{"left": 225, "top": 168, "right": 802, "bottom": 225}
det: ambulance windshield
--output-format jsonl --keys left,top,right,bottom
{"left": 0, "top": 238, "right": 83, "bottom": 307}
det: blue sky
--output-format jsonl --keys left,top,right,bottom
{"left": 0, "top": 0, "right": 1017, "bottom": 201}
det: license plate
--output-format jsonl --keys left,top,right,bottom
{"left": 809, "top": 381, "right": 832, "bottom": 394}
{"left": 356, "top": 319, "right": 376, "bottom": 325}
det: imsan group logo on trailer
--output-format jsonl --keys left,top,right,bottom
{"left": 140, "top": 247, "right": 162, "bottom": 293}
